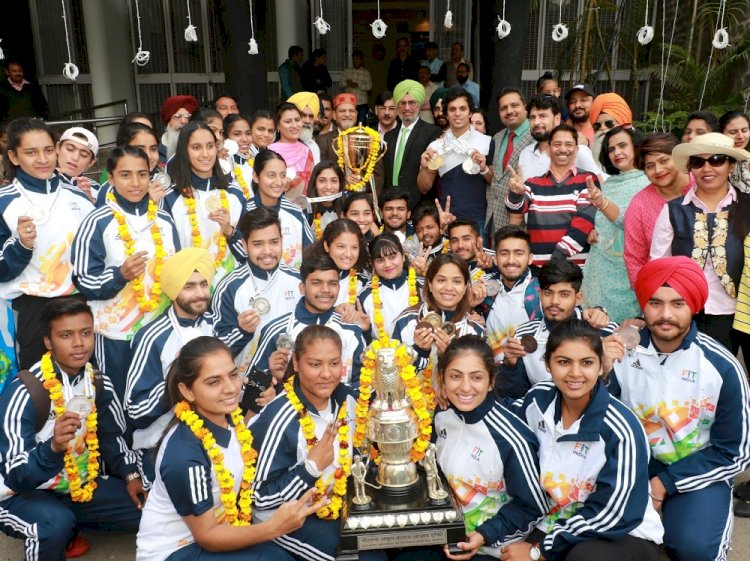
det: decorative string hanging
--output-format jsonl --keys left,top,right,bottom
{"left": 132, "top": 0, "right": 151, "bottom": 66}
{"left": 60, "top": 0, "right": 79, "bottom": 80}
{"left": 0, "top": 39, "right": 4, "bottom": 61}
{"left": 247, "top": 0, "right": 258, "bottom": 54}
{"left": 637, "top": 0, "right": 654, "bottom": 45}
{"left": 551, "top": 0, "right": 569, "bottom": 42}
{"left": 496, "top": 0, "right": 511, "bottom": 39}
{"left": 371, "top": 0, "right": 387, "bottom": 39}
{"left": 654, "top": 0, "right": 679, "bottom": 130}
{"left": 444, "top": 0, "right": 453, "bottom": 30}
{"left": 744, "top": 90, "right": 750, "bottom": 114}
{"left": 712, "top": 0, "right": 729, "bottom": 49}
{"left": 314, "top": 0, "right": 331, "bottom": 35}
{"left": 184, "top": 0, "right": 198, "bottom": 42}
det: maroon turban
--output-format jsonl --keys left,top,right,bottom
{"left": 635, "top": 256, "right": 708, "bottom": 315}
{"left": 160, "top": 95, "right": 200, "bottom": 125}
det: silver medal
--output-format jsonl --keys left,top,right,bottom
{"left": 67, "top": 395, "right": 92, "bottom": 418}
{"left": 26, "top": 206, "right": 48, "bottom": 225}
{"left": 152, "top": 171, "right": 171, "bottom": 189}
{"left": 403, "top": 237, "right": 417, "bottom": 254}
{"left": 276, "top": 333, "right": 295, "bottom": 350}
{"left": 485, "top": 279, "right": 502, "bottom": 297}
{"left": 252, "top": 296, "right": 271, "bottom": 315}
{"left": 286, "top": 167, "right": 297, "bottom": 180}
{"left": 462, "top": 157, "right": 480, "bottom": 175}
{"left": 618, "top": 325, "right": 641, "bottom": 351}
{"left": 223, "top": 139, "right": 239, "bottom": 157}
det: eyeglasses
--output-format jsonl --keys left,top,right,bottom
{"left": 593, "top": 120, "right": 616, "bottom": 132}
{"left": 398, "top": 100, "right": 419, "bottom": 108}
{"left": 687, "top": 154, "right": 734, "bottom": 170}
{"left": 171, "top": 113, "right": 191, "bottom": 121}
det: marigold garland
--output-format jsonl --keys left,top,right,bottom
{"left": 314, "top": 213, "right": 323, "bottom": 239}
{"left": 356, "top": 340, "right": 433, "bottom": 463}
{"left": 335, "top": 126, "right": 381, "bottom": 192}
{"left": 184, "top": 189, "right": 229, "bottom": 269}
{"left": 347, "top": 268, "right": 359, "bottom": 305}
{"left": 107, "top": 191, "right": 165, "bottom": 313}
{"left": 233, "top": 165, "right": 252, "bottom": 200}
{"left": 174, "top": 400, "right": 257, "bottom": 526}
{"left": 283, "top": 377, "right": 350, "bottom": 520}
{"left": 471, "top": 268, "right": 485, "bottom": 283}
{"left": 442, "top": 238, "right": 450, "bottom": 254}
{"left": 407, "top": 267, "right": 419, "bottom": 307}
{"left": 40, "top": 353, "right": 99, "bottom": 503}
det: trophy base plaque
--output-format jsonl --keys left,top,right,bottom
{"left": 337, "top": 472, "right": 465, "bottom": 560}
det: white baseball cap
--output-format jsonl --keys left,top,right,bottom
{"left": 59, "top": 127, "right": 99, "bottom": 157}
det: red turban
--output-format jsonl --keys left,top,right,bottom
{"left": 333, "top": 93, "right": 357, "bottom": 109}
{"left": 589, "top": 93, "right": 633, "bottom": 127}
{"left": 160, "top": 95, "right": 200, "bottom": 125}
{"left": 635, "top": 256, "right": 708, "bottom": 315}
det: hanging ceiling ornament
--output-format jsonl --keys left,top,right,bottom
{"left": 496, "top": 0, "right": 511, "bottom": 39}
{"left": 371, "top": 0, "right": 387, "bottom": 39}
{"left": 184, "top": 0, "right": 198, "bottom": 42}
{"left": 131, "top": 0, "right": 151, "bottom": 66}
{"left": 314, "top": 0, "right": 331, "bottom": 35}
{"left": 60, "top": 0, "right": 79, "bottom": 80}
{"left": 444, "top": 0, "right": 453, "bottom": 30}
{"left": 712, "top": 0, "right": 729, "bottom": 49}
{"left": 551, "top": 0, "right": 568, "bottom": 42}
{"left": 637, "top": 0, "right": 654, "bottom": 45}
{"left": 247, "top": 0, "right": 258, "bottom": 54}
{"left": 0, "top": 39, "right": 4, "bottom": 61}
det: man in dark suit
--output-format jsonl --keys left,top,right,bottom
{"left": 384, "top": 80, "right": 442, "bottom": 209}
{"left": 316, "top": 93, "right": 384, "bottom": 199}
{"left": 0, "top": 61, "right": 48, "bottom": 122}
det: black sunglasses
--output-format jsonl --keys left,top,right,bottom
{"left": 593, "top": 120, "right": 617, "bottom": 132}
{"left": 687, "top": 154, "right": 735, "bottom": 170}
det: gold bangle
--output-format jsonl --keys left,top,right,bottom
{"left": 599, "top": 198, "right": 610, "bottom": 211}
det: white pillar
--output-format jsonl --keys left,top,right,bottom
{"left": 81, "top": 0, "right": 137, "bottom": 145}
{"left": 275, "top": 0, "right": 309, "bottom": 65}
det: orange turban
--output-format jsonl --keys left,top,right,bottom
{"left": 589, "top": 93, "right": 633, "bottom": 127}
{"left": 635, "top": 256, "right": 708, "bottom": 315}
{"left": 333, "top": 93, "right": 357, "bottom": 109}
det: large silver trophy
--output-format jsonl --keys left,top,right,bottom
{"left": 337, "top": 344, "right": 464, "bottom": 560}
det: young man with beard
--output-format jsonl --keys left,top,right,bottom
{"left": 518, "top": 94, "right": 604, "bottom": 182}
{"left": 407, "top": 204, "right": 449, "bottom": 276}
{"left": 418, "top": 87, "right": 494, "bottom": 237}
{"left": 287, "top": 92, "right": 322, "bottom": 163}
{"left": 247, "top": 249, "right": 365, "bottom": 387}
{"left": 608, "top": 256, "right": 750, "bottom": 557}
{"left": 125, "top": 248, "right": 216, "bottom": 481}
{"left": 211, "top": 208, "right": 301, "bottom": 379}
{"left": 380, "top": 189, "right": 415, "bottom": 245}
{"left": 314, "top": 94, "right": 334, "bottom": 136}
{"left": 497, "top": 260, "right": 615, "bottom": 397}
{"left": 565, "top": 84, "right": 596, "bottom": 147}
{"left": 455, "top": 63, "right": 480, "bottom": 108}
{"left": 506, "top": 124, "right": 598, "bottom": 266}
{"left": 486, "top": 87, "right": 532, "bottom": 233}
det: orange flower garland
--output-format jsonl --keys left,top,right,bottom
{"left": 184, "top": 189, "right": 229, "bottom": 269}
{"left": 174, "top": 400, "right": 257, "bottom": 526}
{"left": 370, "top": 270, "right": 419, "bottom": 342}
{"left": 356, "top": 340, "right": 433, "bottom": 463}
{"left": 314, "top": 213, "right": 323, "bottom": 239}
{"left": 347, "top": 268, "right": 358, "bottom": 305}
{"left": 107, "top": 191, "right": 165, "bottom": 313}
{"left": 407, "top": 267, "right": 419, "bottom": 307}
{"left": 284, "top": 377, "right": 351, "bottom": 520}
{"left": 40, "top": 353, "right": 99, "bottom": 503}
{"left": 233, "top": 165, "right": 252, "bottom": 200}
{"left": 471, "top": 268, "right": 485, "bottom": 283}
{"left": 441, "top": 238, "right": 450, "bottom": 254}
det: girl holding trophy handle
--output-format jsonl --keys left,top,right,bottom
{"left": 251, "top": 325, "right": 379, "bottom": 561}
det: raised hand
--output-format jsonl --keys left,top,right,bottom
{"left": 411, "top": 243, "right": 431, "bottom": 277}
{"left": 17, "top": 216, "right": 37, "bottom": 249}
{"left": 585, "top": 175, "right": 604, "bottom": 207}
{"left": 474, "top": 238, "right": 494, "bottom": 269}
{"left": 121, "top": 251, "right": 148, "bottom": 281}
{"left": 435, "top": 197, "right": 456, "bottom": 231}
{"left": 52, "top": 411, "right": 82, "bottom": 454}
{"left": 506, "top": 165, "right": 525, "bottom": 194}
{"left": 307, "top": 422, "right": 336, "bottom": 471}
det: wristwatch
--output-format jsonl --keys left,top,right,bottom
{"left": 125, "top": 472, "right": 142, "bottom": 482}
{"left": 529, "top": 544, "right": 542, "bottom": 560}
